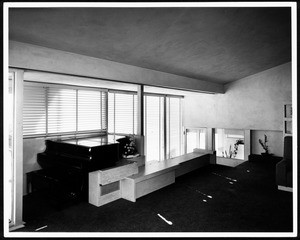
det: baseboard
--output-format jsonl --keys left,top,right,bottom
{"left": 9, "top": 221, "right": 25, "bottom": 231}
{"left": 278, "top": 185, "right": 293, "bottom": 192}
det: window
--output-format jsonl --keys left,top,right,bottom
{"left": 215, "top": 129, "right": 244, "bottom": 159}
{"left": 23, "top": 81, "right": 184, "bottom": 162}
{"left": 23, "top": 82, "right": 107, "bottom": 137}
{"left": 185, "top": 128, "right": 207, "bottom": 153}
{"left": 108, "top": 92, "right": 138, "bottom": 135}
{"left": 144, "top": 94, "right": 183, "bottom": 162}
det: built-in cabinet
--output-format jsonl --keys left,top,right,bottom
{"left": 283, "top": 103, "right": 292, "bottom": 137}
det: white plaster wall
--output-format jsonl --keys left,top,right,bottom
{"left": 183, "top": 62, "right": 291, "bottom": 131}
{"left": 183, "top": 62, "right": 291, "bottom": 158}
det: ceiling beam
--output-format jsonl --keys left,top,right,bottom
{"left": 9, "top": 41, "right": 224, "bottom": 93}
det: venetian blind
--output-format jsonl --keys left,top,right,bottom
{"left": 78, "top": 90, "right": 107, "bottom": 132}
{"left": 23, "top": 82, "right": 107, "bottom": 137}
{"left": 23, "top": 85, "right": 47, "bottom": 136}
{"left": 47, "top": 88, "right": 77, "bottom": 134}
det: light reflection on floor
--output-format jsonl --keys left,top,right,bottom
{"left": 212, "top": 172, "right": 237, "bottom": 182}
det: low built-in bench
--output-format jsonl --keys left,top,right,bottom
{"left": 89, "top": 150, "right": 216, "bottom": 206}
{"left": 89, "top": 159, "right": 139, "bottom": 207}
{"left": 174, "top": 150, "right": 215, "bottom": 177}
{"left": 120, "top": 150, "right": 216, "bottom": 202}
{"left": 121, "top": 158, "right": 179, "bottom": 202}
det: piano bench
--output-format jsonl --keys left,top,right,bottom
{"left": 28, "top": 169, "right": 83, "bottom": 208}
{"left": 28, "top": 169, "right": 57, "bottom": 192}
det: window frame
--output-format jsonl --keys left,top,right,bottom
{"left": 214, "top": 128, "right": 245, "bottom": 160}
{"left": 184, "top": 127, "right": 208, "bottom": 153}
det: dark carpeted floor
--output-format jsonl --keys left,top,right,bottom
{"left": 15, "top": 160, "right": 293, "bottom": 233}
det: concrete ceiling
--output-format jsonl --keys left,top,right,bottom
{"left": 9, "top": 7, "right": 291, "bottom": 84}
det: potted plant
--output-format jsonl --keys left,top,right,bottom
{"left": 259, "top": 134, "right": 270, "bottom": 157}
{"left": 117, "top": 135, "right": 139, "bottom": 159}
{"left": 222, "top": 139, "right": 244, "bottom": 159}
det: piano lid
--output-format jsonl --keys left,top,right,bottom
{"left": 61, "top": 136, "right": 117, "bottom": 148}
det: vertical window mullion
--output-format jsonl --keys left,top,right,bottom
{"left": 163, "top": 96, "right": 167, "bottom": 160}
{"left": 132, "top": 95, "right": 135, "bottom": 135}
{"left": 165, "top": 97, "right": 168, "bottom": 159}
{"left": 105, "top": 92, "right": 108, "bottom": 132}
{"left": 144, "top": 96, "right": 147, "bottom": 158}
{"left": 179, "top": 98, "right": 182, "bottom": 155}
{"left": 45, "top": 87, "right": 48, "bottom": 136}
{"left": 161, "top": 97, "right": 164, "bottom": 161}
{"left": 76, "top": 89, "right": 78, "bottom": 134}
{"left": 113, "top": 93, "right": 116, "bottom": 136}
{"left": 168, "top": 97, "right": 171, "bottom": 159}
{"left": 100, "top": 92, "right": 102, "bottom": 130}
{"left": 184, "top": 128, "right": 187, "bottom": 154}
{"left": 159, "top": 97, "right": 161, "bottom": 161}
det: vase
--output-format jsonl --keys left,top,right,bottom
{"left": 261, "top": 152, "right": 273, "bottom": 161}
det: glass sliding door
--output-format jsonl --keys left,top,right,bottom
{"left": 166, "top": 97, "right": 182, "bottom": 158}
{"left": 144, "top": 95, "right": 164, "bottom": 162}
{"left": 144, "top": 94, "right": 183, "bottom": 162}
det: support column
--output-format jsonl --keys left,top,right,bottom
{"left": 207, "top": 128, "right": 216, "bottom": 164}
{"left": 135, "top": 85, "right": 144, "bottom": 155}
{"left": 207, "top": 128, "right": 215, "bottom": 151}
{"left": 163, "top": 96, "right": 167, "bottom": 160}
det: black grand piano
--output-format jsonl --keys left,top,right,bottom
{"left": 30, "top": 136, "right": 120, "bottom": 205}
